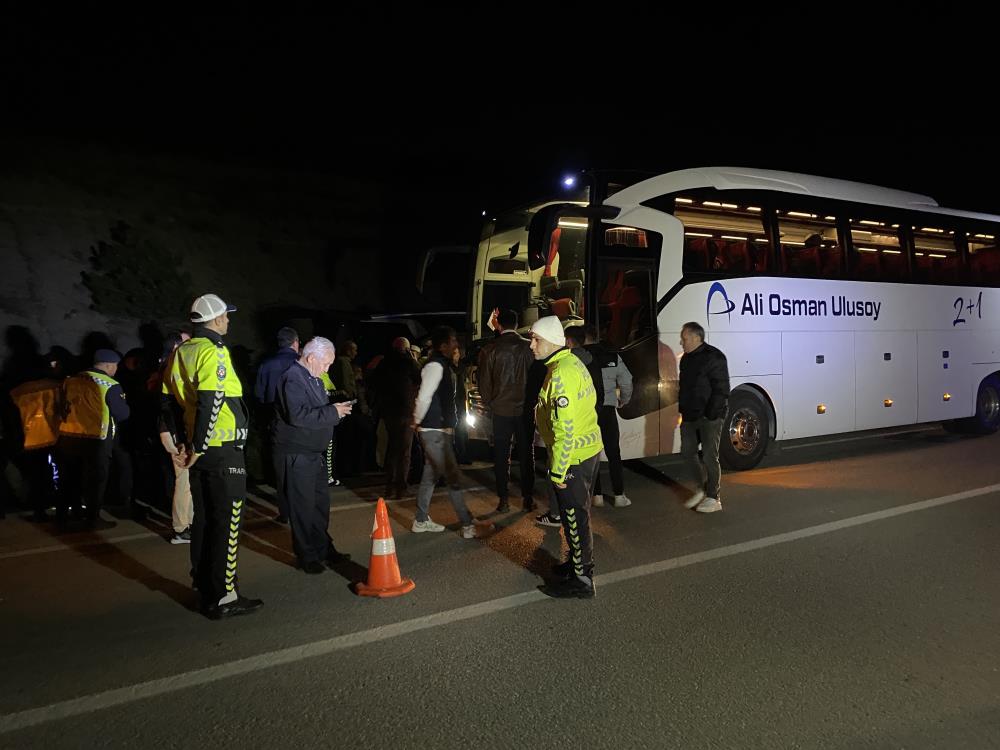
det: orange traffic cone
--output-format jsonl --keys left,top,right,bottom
{"left": 355, "top": 498, "right": 416, "bottom": 598}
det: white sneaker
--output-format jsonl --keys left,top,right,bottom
{"left": 412, "top": 518, "right": 445, "bottom": 533}
{"left": 592, "top": 495, "right": 605, "bottom": 507}
{"left": 461, "top": 524, "right": 476, "bottom": 539}
{"left": 613, "top": 494, "right": 631, "bottom": 508}
{"left": 684, "top": 490, "right": 706, "bottom": 509}
{"left": 695, "top": 497, "right": 722, "bottom": 513}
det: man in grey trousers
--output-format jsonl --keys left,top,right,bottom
{"left": 678, "top": 322, "right": 730, "bottom": 513}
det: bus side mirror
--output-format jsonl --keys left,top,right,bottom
{"left": 416, "top": 245, "right": 472, "bottom": 294}
{"left": 526, "top": 204, "right": 621, "bottom": 271}
{"left": 527, "top": 206, "right": 562, "bottom": 270}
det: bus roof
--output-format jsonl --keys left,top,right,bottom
{"left": 607, "top": 167, "right": 1000, "bottom": 224}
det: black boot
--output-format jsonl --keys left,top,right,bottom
{"left": 540, "top": 574, "right": 595, "bottom": 599}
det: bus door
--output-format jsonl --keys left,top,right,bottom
{"left": 528, "top": 203, "right": 676, "bottom": 460}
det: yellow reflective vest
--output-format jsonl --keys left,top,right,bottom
{"left": 60, "top": 371, "right": 117, "bottom": 440}
{"left": 10, "top": 379, "right": 63, "bottom": 450}
{"left": 319, "top": 370, "right": 335, "bottom": 397}
{"left": 163, "top": 335, "right": 247, "bottom": 452}
{"left": 535, "top": 348, "right": 603, "bottom": 483}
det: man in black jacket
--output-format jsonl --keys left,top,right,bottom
{"left": 678, "top": 322, "right": 730, "bottom": 513}
{"left": 274, "top": 337, "right": 353, "bottom": 573}
{"left": 477, "top": 308, "right": 535, "bottom": 512}
{"left": 254, "top": 326, "right": 300, "bottom": 523}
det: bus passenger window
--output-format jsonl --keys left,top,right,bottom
{"left": 850, "top": 219, "right": 905, "bottom": 282}
{"left": 912, "top": 224, "right": 961, "bottom": 284}
{"left": 776, "top": 211, "right": 842, "bottom": 278}
{"left": 673, "top": 195, "right": 766, "bottom": 276}
{"left": 968, "top": 229, "right": 1000, "bottom": 285}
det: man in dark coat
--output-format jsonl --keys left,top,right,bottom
{"left": 273, "top": 337, "right": 353, "bottom": 573}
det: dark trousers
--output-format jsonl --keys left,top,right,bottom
{"left": 0, "top": 441, "right": 13, "bottom": 516}
{"left": 57, "top": 437, "right": 112, "bottom": 520}
{"left": 190, "top": 447, "right": 247, "bottom": 606}
{"left": 15, "top": 449, "right": 56, "bottom": 515}
{"left": 492, "top": 414, "right": 535, "bottom": 501}
{"left": 271, "top": 441, "right": 288, "bottom": 517}
{"left": 554, "top": 454, "right": 599, "bottom": 578}
{"left": 384, "top": 417, "right": 413, "bottom": 493}
{"left": 282, "top": 452, "right": 335, "bottom": 564}
{"left": 680, "top": 417, "right": 724, "bottom": 499}
{"left": 107, "top": 433, "right": 133, "bottom": 508}
{"left": 593, "top": 406, "right": 625, "bottom": 497}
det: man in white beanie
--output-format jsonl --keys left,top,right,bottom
{"left": 529, "top": 315, "right": 603, "bottom": 598}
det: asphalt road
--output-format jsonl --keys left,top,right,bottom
{"left": 1, "top": 426, "right": 999, "bottom": 748}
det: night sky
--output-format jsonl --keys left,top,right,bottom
{"left": 3, "top": 18, "right": 997, "bottom": 278}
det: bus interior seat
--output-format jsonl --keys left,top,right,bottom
{"left": 820, "top": 246, "right": 843, "bottom": 276}
{"left": 600, "top": 268, "right": 625, "bottom": 305}
{"left": 684, "top": 237, "right": 711, "bottom": 271}
{"left": 970, "top": 246, "right": 1000, "bottom": 279}
{"left": 607, "top": 270, "right": 648, "bottom": 345}
{"left": 714, "top": 240, "right": 749, "bottom": 272}
{"left": 549, "top": 297, "right": 576, "bottom": 320}
{"left": 541, "top": 269, "right": 584, "bottom": 313}
{"left": 749, "top": 240, "right": 769, "bottom": 272}
{"left": 853, "top": 251, "right": 879, "bottom": 279}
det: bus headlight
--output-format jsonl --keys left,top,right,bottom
{"left": 465, "top": 413, "right": 476, "bottom": 427}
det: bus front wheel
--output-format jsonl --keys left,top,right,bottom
{"left": 719, "top": 390, "right": 771, "bottom": 471}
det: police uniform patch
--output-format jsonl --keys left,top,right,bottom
{"left": 555, "top": 396, "right": 570, "bottom": 408}
{"left": 216, "top": 365, "right": 227, "bottom": 380}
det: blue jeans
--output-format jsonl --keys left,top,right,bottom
{"left": 415, "top": 430, "right": 472, "bottom": 526}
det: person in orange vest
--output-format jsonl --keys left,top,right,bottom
{"left": 8, "top": 358, "right": 63, "bottom": 522}
{"left": 57, "top": 349, "right": 129, "bottom": 530}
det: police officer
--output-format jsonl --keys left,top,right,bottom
{"left": 162, "top": 293, "right": 262, "bottom": 620}
{"left": 528, "top": 316, "right": 603, "bottom": 599}
{"left": 58, "top": 349, "right": 129, "bottom": 530}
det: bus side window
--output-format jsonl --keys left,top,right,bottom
{"left": 968, "top": 229, "right": 1000, "bottom": 285}
{"left": 913, "top": 223, "right": 961, "bottom": 284}
{"left": 776, "top": 212, "right": 842, "bottom": 278}
{"left": 849, "top": 219, "right": 905, "bottom": 282}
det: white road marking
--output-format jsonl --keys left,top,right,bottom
{"left": 0, "top": 486, "right": 490, "bottom": 561}
{"left": 2, "top": 482, "right": 996, "bottom": 734}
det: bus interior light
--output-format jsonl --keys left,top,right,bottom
{"left": 817, "top": 404, "right": 827, "bottom": 414}
{"left": 943, "top": 393, "right": 952, "bottom": 402}
{"left": 465, "top": 413, "right": 476, "bottom": 427}
{"left": 562, "top": 176, "right": 576, "bottom": 187}
{"left": 884, "top": 399, "right": 893, "bottom": 408}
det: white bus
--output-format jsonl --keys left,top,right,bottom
{"left": 465, "top": 167, "right": 1000, "bottom": 469}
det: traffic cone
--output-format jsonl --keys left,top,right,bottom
{"left": 355, "top": 498, "right": 415, "bottom": 598}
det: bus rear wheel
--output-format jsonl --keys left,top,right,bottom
{"left": 969, "top": 374, "right": 1000, "bottom": 434}
{"left": 719, "top": 390, "right": 770, "bottom": 471}
{"left": 946, "top": 374, "right": 1000, "bottom": 435}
